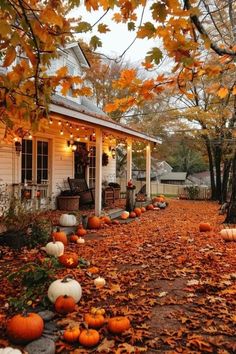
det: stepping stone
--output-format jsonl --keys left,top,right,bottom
{"left": 25, "top": 338, "right": 55, "bottom": 354}
{"left": 38, "top": 310, "right": 55, "bottom": 322}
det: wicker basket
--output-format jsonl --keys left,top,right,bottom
{"left": 57, "top": 195, "right": 80, "bottom": 211}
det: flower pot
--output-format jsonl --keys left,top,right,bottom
{"left": 57, "top": 195, "right": 80, "bottom": 211}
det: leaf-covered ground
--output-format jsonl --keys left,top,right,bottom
{"left": 0, "top": 200, "right": 236, "bottom": 353}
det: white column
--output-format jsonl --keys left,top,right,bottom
{"left": 95, "top": 127, "right": 102, "bottom": 216}
{"left": 146, "top": 143, "right": 151, "bottom": 198}
{"left": 127, "top": 138, "right": 132, "bottom": 182}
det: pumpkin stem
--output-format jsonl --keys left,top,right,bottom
{"left": 62, "top": 275, "right": 75, "bottom": 283}
{"left": 56, "top": 226, "right": 60, "bottom": 232}
{"left": 22, "top": 309, "right": 29, "bottom": 317}
{"left": 52, "top": 236, "right": 56, "bottom": 243}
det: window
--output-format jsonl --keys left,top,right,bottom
{"left": 21, "top": 139, "right": 49, "bottom": 184}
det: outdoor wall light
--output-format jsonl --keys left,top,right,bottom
{"left": 15, "top": 141, "right": 22, "bottom": 155}
{"left": 67, "top": 140, "right": 77, "bottom": 152}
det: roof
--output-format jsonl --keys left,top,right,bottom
{"left": 50, "top": 94, "right": 159, "bottom": 143}
{"left": 160, "top": 172, "right": 187, "bottom": 181}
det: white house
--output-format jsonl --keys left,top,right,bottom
{"left": 0, "top": 43, "right": 158, "bottom": 215}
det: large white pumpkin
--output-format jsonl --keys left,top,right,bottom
{"left": 0, "top": 348, "right": 22, "bottom": 354}
{"left": 220, "top": 228, "right": 236, "bottom": 241}
{"left": 59, "top": 214, "right": 77, "bottom": 227}
{"left": 48, "top": 276, "right": 82, "bottom": 303}
{"left": 45, "top": 240, "right": 64, "bottom": 257}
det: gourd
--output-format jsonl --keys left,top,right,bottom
{"left": 63, "top": 327, "right": 80, "bottom": 343}
{"left": 55, "top": 295, "right": 76, "bottom": 314}
{"left": 77, "top": 237, "right": 85, "bottom": 244}
{"left": 51, "top": 228, "right": 67, "bottom": 245}
{"left": 120, "top": 211, "right": 129, "bottom": 220}
{"left": 79, "top": 329, "right": 100, "bottom": 347}
{"left": 100, "top": 216, "right": 112, "bottom": 225}
{"left": 141, "top": 207, "right": 146, "bottom": 213}
{"left": 134, "top": 208, "right": 142, "bottom": 217}
{"left": 84, "top": 313, "right": 105, "bottom": 328}
{"left": 59, "top": 253, "right": 79, "bottom": 268}
{"left": 45, "top": 239, "right": 64, "bottom": 257}
{"left": 146, "top": 204, "right": 154, "bottom": 211}
{"left": 220, "top": 228, "right": 236, "bottom": 241}
{"left": 199, "top": 222, "right": 211, "bottom": 232}
{"left": 87, "top": 216, "right": 101, "bottom": 229}
{"left": 6, "top": 312, "right": 44, "bottom": 344}
{"left": 59, "top": 213, "right": 77, "bottom": 227}
{"left": 0, "top": 348, "right": 22, "bottom": 354}
{"left": 129, "top": 211, "right": 136, "bottom": 218}
{"left": 94, "top": 276, "right": 106, "bottom": 287}
{"left": 77, "top": 227, "right": 87, "bottom": 236}
{"left": 70, "top": 234, "right": 79, "bottom": 243}
{"left": 48, "top": 275, "right": 82, "bottom": 303}
{"left": 108, "top": 316, "right": 130, "bottom": 334}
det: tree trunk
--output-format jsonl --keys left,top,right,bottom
{"left": 221, "top": 159, "right": 231, "bottom": 203}
{"left": 224, "top": 151, "right": 236, "bottom": 223}
{"left": 213, "top": 144, "right": 222, "bottom": 201}
{"left": 204, "top": 138, "right": 217, "bottom": 199}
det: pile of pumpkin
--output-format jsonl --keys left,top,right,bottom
{"left": 4, "top": 274, "right": 130, "bottom": 350}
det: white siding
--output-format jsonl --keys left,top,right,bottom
{"left": 102, "top": 143, "right": 116, "bottom": 183}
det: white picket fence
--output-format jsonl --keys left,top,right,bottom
{"left": 116, "top": 178, "right": 211, "bottom": 200}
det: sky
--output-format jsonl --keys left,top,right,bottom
{"left": 70, "top": 5, "right": 157, "bottom": 65}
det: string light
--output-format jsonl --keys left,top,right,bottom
{"left": 58, "top": 120, "right": 62, "bottom": 126}
{"left": 66, "top": 121, "right": 69, "bottom": 126}
{"left": 49, "top": 118, "right": 53, "bottom": 124}
{"left": 70, "top": 133, "right": 74, "bottom": 139}
{"left": 28, "top": 132, "right": 32, "bottom": 139}
{"left": 60, "top": 129, "right": 64, "bottom": 135}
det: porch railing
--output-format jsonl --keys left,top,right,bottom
{"left": 12, "top": 181, "right": 51, "bottom": 211}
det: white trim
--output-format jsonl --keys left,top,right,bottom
{"left": 127, "top": 138, "right": 132, "bottom": 182}
{"left": 50, "top": 104, "right": 159, "bottom": 143}
{"left": 95, "top": 128, "right": 102, "bottom": 215}
{"left": 146, "top": 143, "right": 151, "bottom": 198}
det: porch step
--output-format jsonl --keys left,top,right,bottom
{"left": 106, "top": 208, "right": 124, "bottom": 220}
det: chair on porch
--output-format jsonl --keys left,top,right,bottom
{"left": 67, "top": 177, "right": 95, "bottom": 206}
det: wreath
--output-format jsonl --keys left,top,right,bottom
{"left": 77, "top": 145, "right": 90, "bottom": 166}
{"left": 102, "top": 152, "right": 109, "bottom": 166}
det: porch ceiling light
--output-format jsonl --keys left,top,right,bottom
{"left": 109, "top": 146, "right": 116, "bottom": 159}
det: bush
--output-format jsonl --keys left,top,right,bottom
{"left": 184, "top": 185, "right": 200, "bottom": 200}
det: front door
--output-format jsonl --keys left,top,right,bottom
{"left": 74, "top": 142, "right": 87, "bottom": 179}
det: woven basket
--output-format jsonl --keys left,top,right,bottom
{"left": 57, "top": 195, "right": 80, "bottom": 211}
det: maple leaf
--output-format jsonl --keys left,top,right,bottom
{"left": 56, "top": 66, "right": 68, "bottom": 77}
{"left": 137, "top": 22, "right": 156, "bottom": 39}
{"left": 96, "top": 338, "right": 115, "bottom": 352}
{"left": 75, "top": 21, "right": 92, "bottom": 33}
{"left": 98, "top": 23, "right": 110, "bottom": 33}
{"left": 40, "top": 8, "right": 63, "bottom": 28}
{"left": 85, "top": 0, "right": 99, "bottom": 11}
{"left": 128, "top": 21, "right": 135, "bottom": 31}
{"left": 217, "top": 87, "right": 228, "bottom": 99}
{"left": 3, "top": 46, "right": 16, "bottom": 67}
{"left": 145, "top": 47, "right": 163, "bottom": 65}
{"left": 90, "top": 35, "right": 102, "bottom": 50}
{"left": 113, "top": 13, "right": 123, "bottom": 23}
{"left": 151, "top": 2, "right": 167, "bottom": 22}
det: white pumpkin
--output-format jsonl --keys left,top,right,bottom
{"left": 120, "top": 211, "right": 129, "bottom": 220}
{"left": 45, "top": 240, "right": 64, "bottom": 257}
{"left": 220, "top": 228, "right": 236, "bottom": 241}
{"left": 0, "top": 348, "right": 22, "bottom": 354}
{"left": 48, "top": 276, "right": 82, "bottom": 303}
{"left": 94, "top": 276, "right": 106, "bottom": 287}
{"left": 59, "top": 214, "right": 77, "bottom": 227}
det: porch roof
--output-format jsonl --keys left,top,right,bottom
{"left": 50, "top": 94, "right": 159, "bottom": 143}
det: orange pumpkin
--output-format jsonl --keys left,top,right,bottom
{"left": 79, "top": 329, "right": 100, "bottom": 347}
{"left": 199, "top": 222, "right": 211, "bottom": 232}
{"left": 134, "top": 207, "right": 142, "bottom": 217}
{"left": 87, "top": 216, "right": 101, "bottom": 229}
{"left": 59, "top": 253, "right": 78, "bottom": 268}
{"left": 146, "top": 204, "right": 154, "bottom": 211}
{"left": 77, "top": 228, "right": 87, "bottom": 236}
{"left": 55, "top": 295, "right": 76, "bottom": 314}
{"left": 70, "top": 234, "right": 79, "bottom": 243}
{"left": 120, "top": 211, "right": 129, "bottom": 220}
{"left": 108, "top": 316, "right": 130, "bottom": 334}
{"left": 63, "top": 327, "right": 80, "bottom": 342}
{"left": 101, "top": 215, "right": 112, "bottom": 225}
{"left": 87, "top": 266, "right": 99, "bottom": 274}
{"left": 129, "top": 211, "right": 136, "bottom": 218}
{"left": 141, "top": 207, "right": 146, "bottom": 213}
{"left": 7, "top": 312, "right": 44, "bottom": 344}
{"left": 52, "top": 228, "right": 67, "bottom": 246}
{"left": 84, "top": 313, "right": 105, "bottom": 328}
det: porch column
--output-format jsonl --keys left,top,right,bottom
{"left": 127, "top": 138, "right": 132, "bottom": 182}
{"left": 95, "top": 127, "right": 102, "bottom": 216}
{"left": 146, "top": 142, "right": 151, "bottom": 198}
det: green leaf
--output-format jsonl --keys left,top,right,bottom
{"left": 97, "top": 23, "right": 110, "bottom": 33}
{"left": 137, "top": 22, "right": 156, "bottom": 39}
{"left": 90, "top": 35, "right": 102, "bottom": 50}
{"left": 127, "top": 22, "right": 135, "bottom": 31}
{"left": 75, "top": 21, "right": 92, "bottom": 33}
{"left": 145, "top": 47, "right": 163, "bottom": 65}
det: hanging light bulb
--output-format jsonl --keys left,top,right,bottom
{"left": 66, "top": 121, "right": 69, "bottom": 126}
{"left": 28, "top": 132, "right": 32, "bottom": 139}
{"left": 76, "top": 137, "right": 80, "bottom": 142}
{"left": 58, "top": 120, "right": 62, "bottom": 125}
{"left": 70, "top": 132, "right": 74, "bottom": 139}
{"left": 60, "top": 129, "right": 64, "bottom": 135}
{"left": 69, "top": 124, "right": 72, "bottom": 129}
{"left": 76, "top": 126, "right": 79, "bottom": 131}
{"left": 49, "top": 118, "right": 53, "bottom": 124}
{"left": 85, "top": 135, "right": 88, "bottom": 140}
